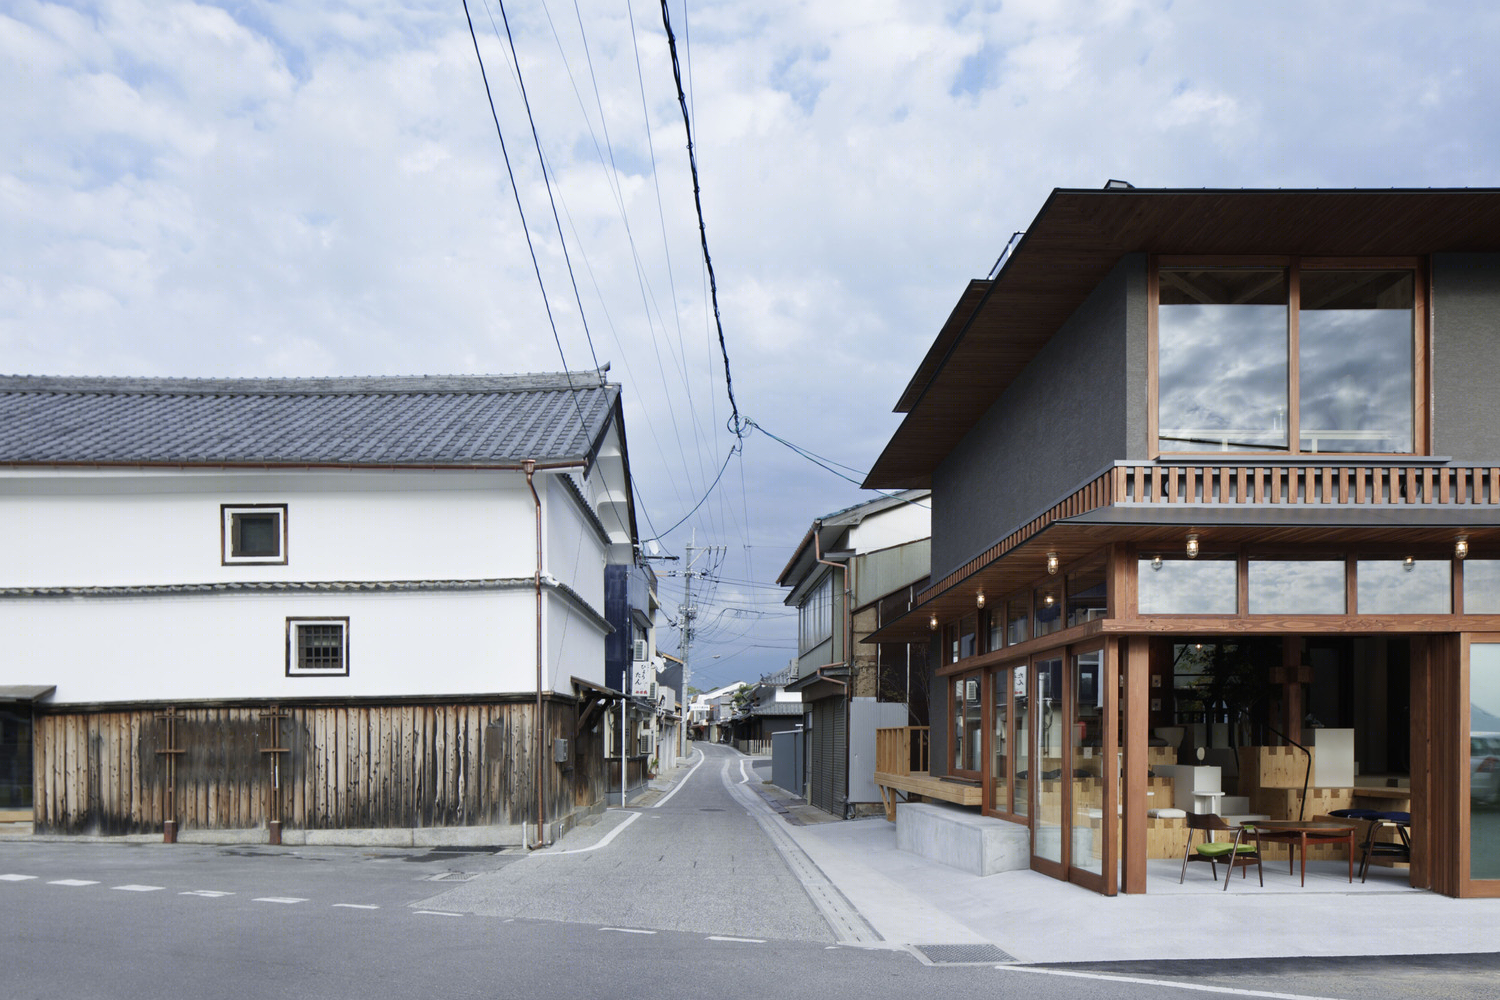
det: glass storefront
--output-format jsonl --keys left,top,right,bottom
{"left": 1471, "top": 643, "right": 1500, "bottom": 881}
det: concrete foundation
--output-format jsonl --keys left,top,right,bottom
{"left": 894, "top": 802, "right": 1029, "bottom": 876}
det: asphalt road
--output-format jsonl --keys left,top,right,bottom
{"left": 3, "top": 742, "right": 1499, "bottom": 999}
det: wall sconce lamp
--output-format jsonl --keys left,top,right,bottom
{"left": 1457, "top": 535, "right": 1470, "bottom": 560}
{"left": 1151, "top": 555, "right": 1163, "bottom": 571}
{"left": 1402, "top": 556, "right": 1415, "bottom": 572}
{"left": 1046, "top": 551, "right": 1059, "bottom": 575}
{"left": 976, "top": 591, "right": 986, "bottom": 609}
{"left": 928, "top": 614, "right": 939, "bottom": 632}
{"left": 1185, "top": 533, "right": 1200, "bottom": 559}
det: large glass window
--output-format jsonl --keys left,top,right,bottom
{"left": 1066, "top": 562, "right": 1107, "bottom": 627}
{"left": 1471, "top": 643, "right": 1500, "bottom": 880}
{"left": 1072, "top": 650, "right": 1105, "bottom": 876}
{"left": 1138, "top": 556, "right": 1238, "bottom": 614}
{"left": 1034, "top": 582, "right": 1062, "bottom": 638}
{"left": 1356, "top": 559, "right": 1450, "bottom": 614}
{"left": 1466, "top": 561, "right": 1500, "bottom": 614}
{"left": 1013, "top": 667, "right": 1029, "bottom": 819}
{"left": 1157, "top": 264, "right": 1417, "bottom": 455}
{"left": 1248, "top": 559, "right": 1346, "bottom": 614}
{"left": 1006, "top": 598, "right": 1029, "bottom": 646}
{"left": 1034, "top": 656, "right": 1066, "bottom": 864}
{"left": 991, "top": 670, "right": 1009, "bottom": 815}
{"left": 952, "top": 673, "right": 982, "bottom": 774}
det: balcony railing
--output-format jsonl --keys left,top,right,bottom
{"left": 1114, "top": 462, "right": 1500, "bottom": 507}
{"left": 875, "top": 726, "right": 929, "bottom": 777}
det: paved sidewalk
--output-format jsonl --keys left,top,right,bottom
{"left": 725, "top": 751, "right": 1500, "bottom": 964}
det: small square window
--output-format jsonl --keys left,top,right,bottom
{"left": 222, "top": 504, "right": 287, "bottom": 565}
{"left": 287, "top": 618, "right": 348, "bottom": 677}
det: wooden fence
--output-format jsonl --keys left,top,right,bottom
{"left": 31, "top": 696, "right": 604, "bottom": 836}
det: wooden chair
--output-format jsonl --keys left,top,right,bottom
{"left": 1180, "top": 811, "right": 1263, "bottom": 891}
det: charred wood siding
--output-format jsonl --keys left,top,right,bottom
{"left": 32, "top": 697, "right": 603, "bottom": 835}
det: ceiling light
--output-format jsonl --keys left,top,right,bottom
{"left": 1046, "top": 552, "right": 1059, "bottom": 575}
{"left": 976, "top": 591, "right": 986, "bottom": 609}
{"left": 928, "top": 614, "right": 938, "bottom": 631}
{"left": 1151, "top": 555, "right": 1163, "bottom": 571}
{"left": 1185, "top": 534, "right": 1200, "bottom": 559}
{"left": 1403, "top": 556, "right": 1415, "bottom": 572}
{"left": 1457, "top": 536, "right": 1470, "bottom": 560}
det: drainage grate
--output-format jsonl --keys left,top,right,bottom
{"left": 910, "top": 944, "right": 1017, "bottom": 966}
{"left": 425, "top": 872, "right": 479, "bottom": 882}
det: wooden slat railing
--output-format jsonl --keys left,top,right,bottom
{"left": 875, "top": 726, "right": 929, "bottom": 777}
{"left": 1113, "top": 463, "right": 1500, "bottom": 507}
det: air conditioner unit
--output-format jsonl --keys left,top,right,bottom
{"left": 631, "top": 639, "right": 648, "bottom": 661}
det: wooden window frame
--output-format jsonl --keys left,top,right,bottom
{"left": 1459, "top": 632, "right": 1500, "bottom": 897}
{"left": 950, "top": 668, "right": 985, "bottom": 780}
{"left": 1148, "top": 256, "right": 1429, "bottom": 460}
{"left": 286, "top": 617, "right": 350, "bottom": 678}
{"left": 221, "top": 503, "right": 288, "bottom": 566}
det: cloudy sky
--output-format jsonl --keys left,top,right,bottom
{"left": 4, "top": 1, "right": 1499, "bottom": 688}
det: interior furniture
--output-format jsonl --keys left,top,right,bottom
{"left": 1180, "top": 812, "right": 1262, "bottom": 891}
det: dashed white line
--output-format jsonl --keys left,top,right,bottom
{"left": 180, "top": 890, "right": 234, "bottom": 898}
{"left": 253, "top": 896, "right": 307, "bottom": 904}
{"left": 113, "top": 884, "right": 165, "bottom": 892}
{"left": 996, "top": 966, "right": 1344, "bottom": 1000}
{"left": 414, "top": 910, "right": 462, "bottom": 917}
{"left": 333, "top": 903, "right": 379, "bottom": 910}
{"left": 601, "top": 927, "right": 656, "bottom": 935}
{"left": 707, "top": 935, "right": 765, "bottom": 944}
{"left": 1, "top": 874, "right": 37, "bottom": 881}
{"left": 48, "top": 879, "right": 98, "bottom": 887}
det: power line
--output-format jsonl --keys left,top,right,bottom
{"left": 658, "top": 0, "right": 744, "bottom": 440}
{"left": 645, "top": 444, "right": 738, "bottom": 541}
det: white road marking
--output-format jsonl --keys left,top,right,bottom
{"left": 333, "top": 903, "right": 379, "bottom": 910}
{"left": 414, "top": 910, "right": 462, "bottom": 917}
{"left": 707, "top": 935, "right": 765, "bottom": 944}
{"left": 180, "top": 890, "right": 234, "bottom": 898}
{"left": 48, "top": 879, "right": 98, "bottom": 887}
{"left": 528, "top": 811, "right": 641, "bottom": 856}
{"left": 738, "top": 759, "right": 754, "bottom": 784}
{"left": 650, "top": 748, "right": 704, "bottom": 808}
{"left": 253, "top": 897, "right": 308, "bottom": 904}
{"left": 601, "top": 927, "right": 656, "bottom": 935}
{"left": 996, "top": 966, "right": 1345, "bottom": 1000}
{"left": 1, "top": 874, "right": 37, "bottom": 881}
{"left": 112, "top": 884, "right": 164, "bottom": 892}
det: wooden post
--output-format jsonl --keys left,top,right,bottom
{"left": 259, "top": 706, "right": 292, "bottom": 846}
{"left": 1122, "top": 637, "right": 1149, "bottom": 893}
{"left": 1274, "top": 638, "right": 1310, "bottom": 745}
{"left": 153, "top": 707, "right": 184, "bottom": 843}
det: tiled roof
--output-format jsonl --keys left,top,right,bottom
{"left": 0, "top": 372, "right": 618, "bottom": 466}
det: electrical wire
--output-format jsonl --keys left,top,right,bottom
{"left": 658, "top": 0, "right": 744, "bottom": 439}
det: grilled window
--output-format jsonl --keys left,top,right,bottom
{"left": 287, "top": 618, "right": 349, "bottom": 676}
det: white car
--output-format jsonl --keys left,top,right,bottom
{"left": 1471, "top": 732, "right": 1500, "bottom": 806}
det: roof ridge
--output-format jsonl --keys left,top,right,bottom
{"left": 0, "top": 370, "right": 614, "bottom": 396}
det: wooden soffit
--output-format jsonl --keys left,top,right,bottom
{"left": 867, "top": 187, "right": 1500, "bottom": 490}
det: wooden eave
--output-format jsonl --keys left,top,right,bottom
{"left": 867, "top": 187, "right": 1500, "bottom": 490}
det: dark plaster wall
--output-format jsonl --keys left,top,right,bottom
{"left": 930, "top": 254, "right": 1148, "bottom": 581}
{"left": 1432, "top": 254, "right": 1500, "bottom": 461}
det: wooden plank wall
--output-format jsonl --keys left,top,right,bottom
{"left": 32, "top": 698, "right": 600, "bottom": 835}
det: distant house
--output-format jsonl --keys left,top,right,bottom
{"left": 779, "top": 491, "right": 931, "bottom": 817}
{"left": 0, "top": 371, "right": 648, "bottom": 846}
{"left": 727, "top": 666, "right": 803, "bottom": 750}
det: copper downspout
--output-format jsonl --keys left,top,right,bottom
{"left": 525, "top": 460, "right": 546, "bottom": 849}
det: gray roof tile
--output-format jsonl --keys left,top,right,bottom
{"left": 0, "top": 372, "right": 619, "bottom": 466}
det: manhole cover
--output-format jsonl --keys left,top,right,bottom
{"left": 910, "top": 944, "right": 1016, "bottom": 966}
{"left": 425, "top": 872, "right": 480, "bottom": 882}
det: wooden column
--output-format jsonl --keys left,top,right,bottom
{"left": 259, "top": 706, "right": 291, "bottom": 846}
{"left": 1273, "top": 637, "right": 1310, "bottom": 744}
{"left": 153, "top": 707, "right": 183, "bottom": 843}
{"left": 1122, "top": 636, "right": 1150, "bottom": 893}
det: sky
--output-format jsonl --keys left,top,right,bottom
{"left": 4, "top": 1, "right": 1500, "bottom": 689}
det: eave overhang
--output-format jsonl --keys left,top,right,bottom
{"left": 866, "top": 187, "right": 1500, "bottom": 490}
{"left": 868, "top": 504, "right": 1500, "bottom": 644}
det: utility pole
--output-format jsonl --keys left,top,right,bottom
{"left": 678, "top": 530, "right": 698, "bottom": 762}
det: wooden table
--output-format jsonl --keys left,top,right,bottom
{"left": 1248, "top": 821, "right": 1357, "bottom": 886}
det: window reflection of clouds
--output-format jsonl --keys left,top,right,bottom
{"left": 1137, "top": 559, "right": 1236, "bottom": 614}
{"left": 1159, "top": 303, "right": 1287, "bottom": 450}
{"left": 1356, "top": 560, "right": 1450, "bottom": 614}
{"left": 1248, "top": 560, "right": 1345, "bottom": 614}
{"left": 1473, "top": 644, "right": 1500, "bottom": 733}
{"left": 1466, "top": 561, "right": 1500, "bottom": 614}
{"left": 1299, "top": 309, "right": 1413, "bottom": 453}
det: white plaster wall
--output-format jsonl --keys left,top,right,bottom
{"left": 847, "top": 496, "right": 931, "bottom": 554}
{"left": 544, "top": 474, "right": 605, "bottom": 608}
{"left": 1, "top": 588, "right": 544, "bottom": 703}
{"left": 1, "top": 469, "right": 537, "bottom": 587}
